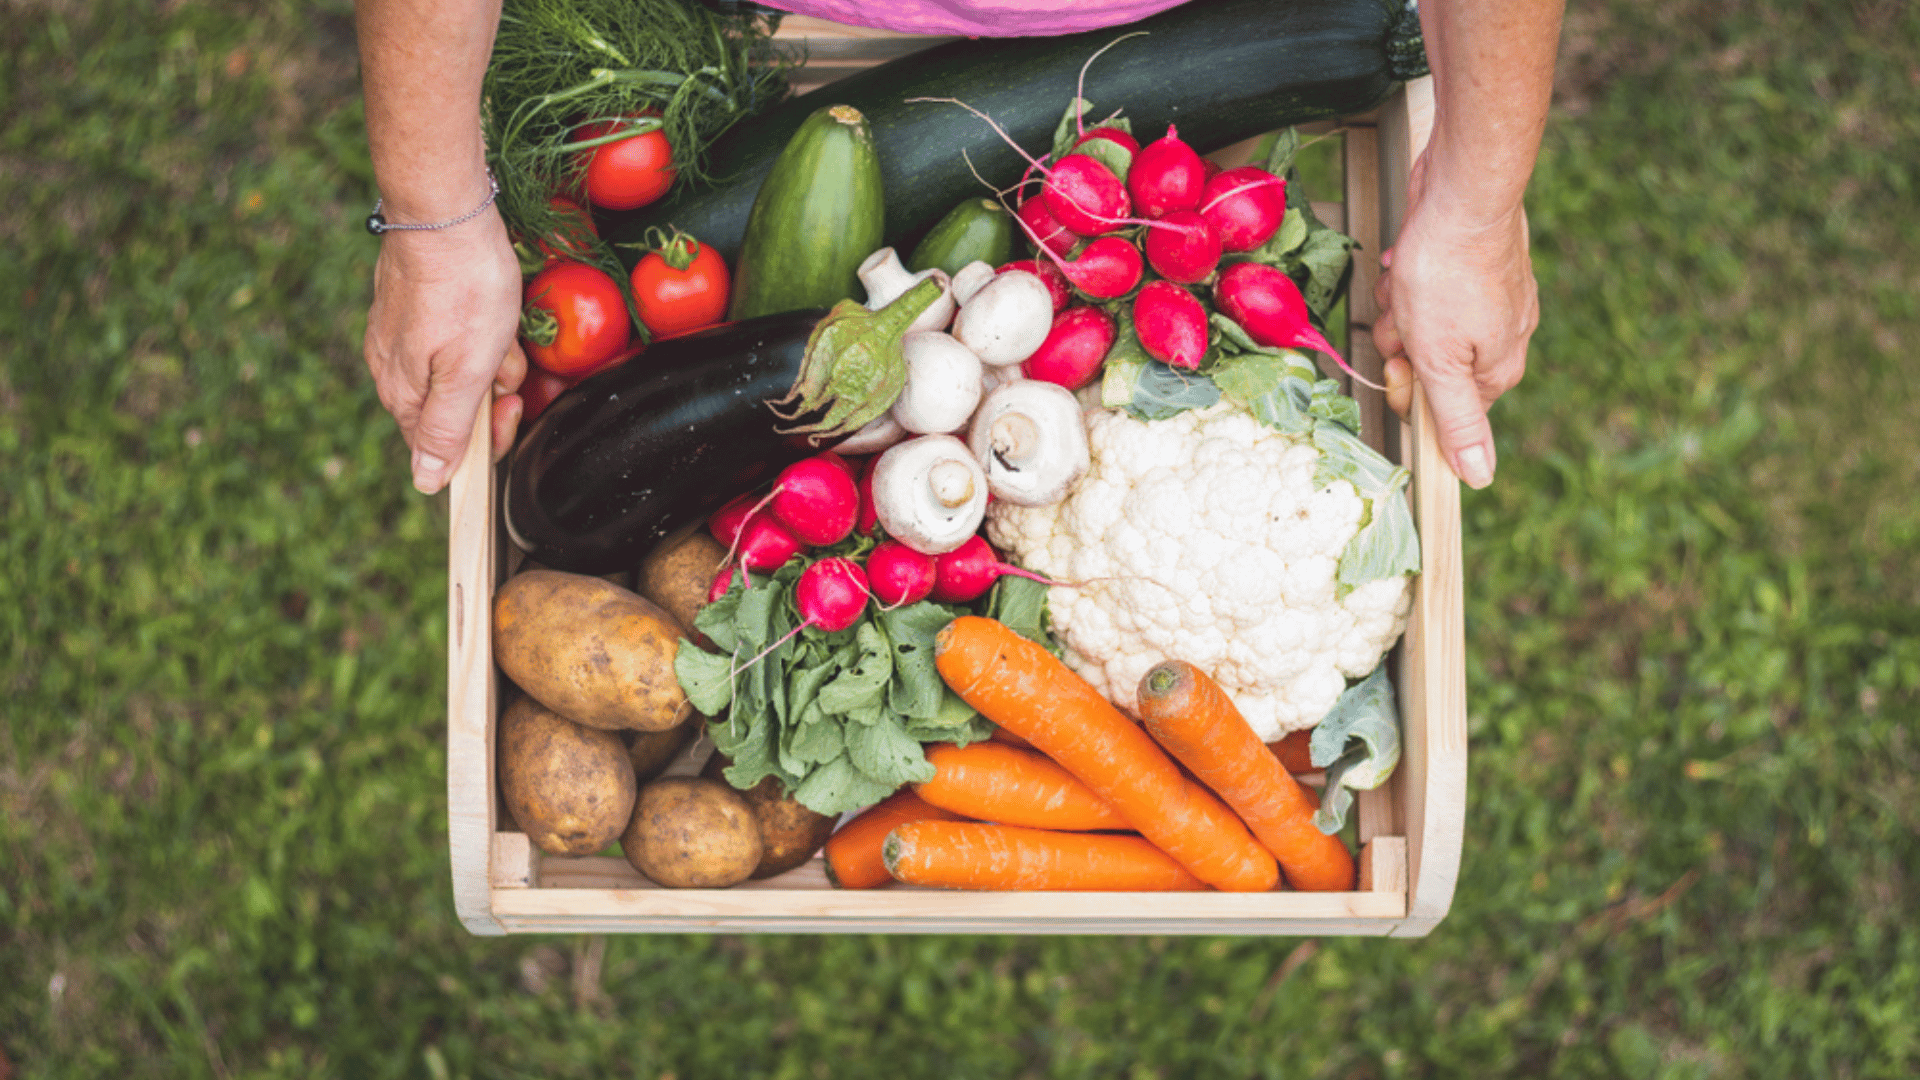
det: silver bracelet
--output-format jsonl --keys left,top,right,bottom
{"left": 365, "top": 170, "right": 500, "bottom": 235}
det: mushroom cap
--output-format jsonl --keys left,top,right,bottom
{"left": 860, "top": 248, "right": 954, "bottom": 333}
{"left": 952, "top": 270, "right": 1054, "bottom": 367}
{"left": 871, "top": 435, "right": 989, "bottom": 554}
{"left": 891, "top": 331, "right": 985, "bottom": 435}
{"left": 949, "top": 261, "right": 997, "bottom": 305}
{"left": 967, "top": 379, "right": 1091, "bottom": 507}
{"left": 834, "top": 412, "right": 908, "bottom": 456}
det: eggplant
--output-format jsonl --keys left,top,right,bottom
{"left": 504, "top": 309, "right": 831, "bottom": 574}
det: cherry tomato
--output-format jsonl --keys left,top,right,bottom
{"left": 576, "top": 116, "right": 675, "bottom": 211}
{"left": 520, "top": 261, "right": 631, "bottom": 377}
{"left": 630, "top": 230, "right": 730, "bottom": 338}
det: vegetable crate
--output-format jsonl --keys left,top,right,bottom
{"left": 446, "top": 35, "right": 1462, "bottom": 933}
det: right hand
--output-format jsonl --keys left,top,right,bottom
{"left": 363, "top": 204, "right": 527, "bottom": 494}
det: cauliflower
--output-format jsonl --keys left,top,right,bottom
{"left": 986, "top": 402, "right": 1413, "bottom": 740}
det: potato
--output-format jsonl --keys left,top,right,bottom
{"left": 622, "top": 777, "right": 763, "bottom": 888}
{"left": 702, "top": 752, "right": 839, "bottom": 879}
{"left": 625, "top": 712, "right": 701, "bottom": 782}
{"left": 493, "top": 569, "right": 691, "bottom": 732}
{"left": 636, "top": 531, "right": 727, "bottom": 637}
{"left": 498, "top": 695, "right": 637, "bottom": 857}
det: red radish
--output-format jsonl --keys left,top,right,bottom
{"left": 1045, "top": 153, "right": 1131, "bottom": 237}
{"left": 1142, "top": 210, "right": 1222, "bottom": 284}
{"left": 1202, "top": 159, "right": 1222, "bottom": 182}
{"left": 930, "top": 536, "right": 1059, "bottom": 603}
{"left": 1214, "top": 262, "right": 1381, "bottom": 389}
{"left": 866, "top": 540, "right": 937, "bottom": 606}
{"left": 1200, "top": 166, "right": 1288, "bottom": 253}
{"left": 771, "top": 455, "right": 859, "bottom": 546}
{"left": 1056, "top": 236, "right": 1142, "bottom": 299}
{"left": 855, "top": 456, "right": 882, "bottom": 536}
{"left": 818, "top": 451, "right": 857, "bottom": 480}
{"left": 1074, "top": 125, "right": 1140, "bottom": 155}
{"left": 708, "top": 563, "right": 760, "bottom": 604}
{"left": 1129, "top": 126, "right": 1207, "bottom": 220}
{"left": 708, "top": 491, "right": 763, "bottom": 549}
{"left": 794, "top": 558, "right": 870, "bottom": 632}
{"left": 1132, "top": 282, "right": 1209, "bottom": 370}
{"left": 1023, "top": 306, "right": 1116, "bottom": 390}
{"left": 1017, "top": 195, "right": 1076, "bottom": 258}
{"left": 998, "top": 259, "right": 1071, "bottom": 312}
{"left": 735, "top": 513, "right": 804, "bottom": 571}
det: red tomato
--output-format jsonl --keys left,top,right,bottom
{"left": 577, "top": 117, "right": 675, "bottom": 211}
{"left": 518, "top": 366, "right": 574, "bottom": 423}
{"left": 630, "top": 232, "right": 730, "bottom": 337}
{"left": 535, "top": 197, "right": 598, "bottom": 266}
{"left": 521, "top": 261, "right": 631, "bottom": 377}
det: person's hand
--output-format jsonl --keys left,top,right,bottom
{"left": 1371, "top": 149, "right": 1539, "bottom": 489}
{"left": 363, "top": 206, "right": 527, "bottom": 494}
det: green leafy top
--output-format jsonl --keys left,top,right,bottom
{"left": 482, "top": 0, "right": 791, "bottom": 310}
{"left": 1307, "top": 664, "right": 1403, "bottom": 834}
{"left": 675, "top": 553, "right": 1035, "bottom": 816}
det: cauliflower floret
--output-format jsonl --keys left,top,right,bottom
{"left": 986, "top": 403, "right": 1413, "bottom": 740}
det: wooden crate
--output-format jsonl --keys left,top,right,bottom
{"left": 445, "top": 60, "right": 1462, "bottom": 934}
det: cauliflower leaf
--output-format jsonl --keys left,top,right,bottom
{"left": 1308, "top": 664, "right": 1403, "bottom": 834}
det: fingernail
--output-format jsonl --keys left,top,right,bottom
{"left": 412, "top": 450, "right": 448, "bottom": 494}
{"left": 1457, "top": 446, "right": 1493, "bottom": 489}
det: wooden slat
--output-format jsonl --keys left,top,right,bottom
{"left": 1358, "top": 836, "right": 1408, "bottom": 894}
{"left": 1343, "top": 122, "right": 1388, "bottom": 454}
{"left": 491, "top": 885, "right": 1405, "bottom": 932}
{"left": 494, "top": 913, "right": 1401, "bottom": 936}
{"left": 491, "top": 831, "right": 539, "bottom": 889}
{"left": 447, "top": 396, "right": 505, "bottom": 935}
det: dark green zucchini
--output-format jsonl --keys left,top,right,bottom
{"left": 504, "top": 310, "right": 831, "bottom": 573}
{"left": 604, "top": 0, "right": 1427, "bottom": 267}
{"left": 728, "top": 105, "right": 886, "bottom": 321}
{"left": 908, "top": 198, "right": 1015, "bottom": 276}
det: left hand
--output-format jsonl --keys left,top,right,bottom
{"left": 1371, "top": 149, "right": 1540, "bottom": 488}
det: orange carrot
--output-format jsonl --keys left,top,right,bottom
{"left": 824, "top": 789, "right": 966, "bottom": 889}
{"left": 934, "top": 616, "right": 1278, "bottom": 892}
{"left": 883, "top": 820, "right": 1208, "bottom": 891}
{"left": 1136, "top": 660, "right": 1356, "bottom": 891}
{"left": 1268, "top": 730, "right": 1316, "bottom": 774}
{"left": 915, "top": 742, "right": 1131, "bottom": 832}
{"left": 988, "top": 724, "right": 1033, "bottom": 750}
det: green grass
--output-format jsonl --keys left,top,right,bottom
{"left": 4, "top": 1, "right": 1918, "bottom": 1076}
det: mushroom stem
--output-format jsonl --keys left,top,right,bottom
{"left": 928, "top": 460, "right": 976, "bottom": 508}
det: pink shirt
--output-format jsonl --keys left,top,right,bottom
{"left": 758, "top": 0, "right": 1192, "bottom": 37}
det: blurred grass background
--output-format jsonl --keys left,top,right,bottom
{"left": 3, "top": 0, "right": 1917, "bottom": 1076}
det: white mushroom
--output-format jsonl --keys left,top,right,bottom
{"left": 890, "top": 331, "right": 984, "bottom": 435}
{"left": 949, "top": 260, "right": 998, "bottom": 305}
{"left": 833, "top": 412, "right": 909, "bottom": 456}
{"left": 858, "top": 248, "right": 954, "bottom": 334}
{"left": 871, "top": 434, "right": 989, "bottom": 554}
{"left": 951, "top": 268, "right": 1054, "bottom": 367}
{"left": 968, "top": 379, "right": 1090, "bottom": 507}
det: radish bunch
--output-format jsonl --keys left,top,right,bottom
{"left": 919, "top": 75, "right": 1371, "bottom": 387}
{"left": 706, "top": 447, "right": 1058, "bottom": 640}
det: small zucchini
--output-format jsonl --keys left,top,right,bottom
{"left": 909, "top": 198, "right": 1015, "bottom": 276}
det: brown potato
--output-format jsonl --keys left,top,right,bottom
{"left": 625, "top": 713, "right": 702, "bottom": 782}
{"left": 493, "top": 569, "right": 691, "bottom": 732}
{"left": 636, "top": 531, "right": 727, "bottom": 637}
{"left": 498, "top": 695, "right": 637, "bottom": 857}
{"left": 702, "top": 752, "right": 839, "bottom": 879}
{"left": 622, "top": 777, "right": 763, "bottom": 888}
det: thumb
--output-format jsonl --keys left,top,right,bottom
{"left": 409, "top": 356, "right": 494, "bottom": 494}
{"left": 1419, "top": 361, "right": 1497, "bottom": 490}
